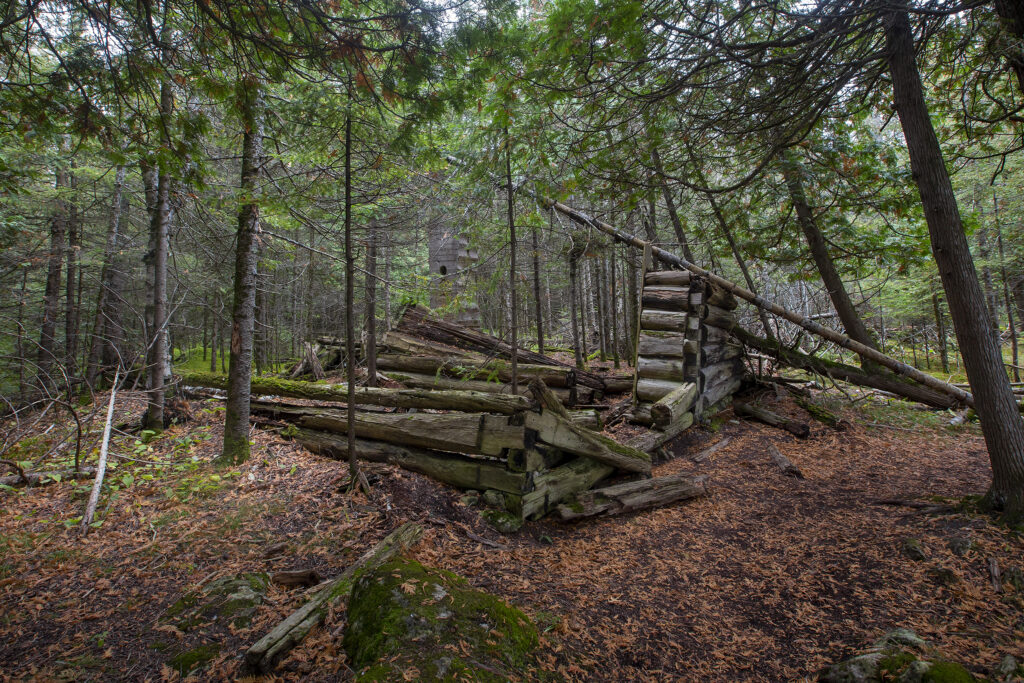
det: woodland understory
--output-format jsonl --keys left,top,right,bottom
{"left": 3, "top": 0, "right": 1024, "bottom": 680}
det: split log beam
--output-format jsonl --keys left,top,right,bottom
{"left": 507, "top": 457, "right": 614, "bottom": 520}
{"left": 701, "top": 342, "right": 742, "bottom": 365}
{"left": 294, "top": 429, "right": 532, "bottom": 494}
{"left": 556, "top": 473, "right": 709, "bottom": 520}
{"left": 768, "top": 444, "right": 804, "bottom": 478}
{"left": 651, "top": 382, "right": 697, "bottom": 429}
{"left": 733, "top": 401, "right": 810, "bottom": 438}
{"left": 626, "top": 411, "right": 695, "bottom": 454}
{"left": 382, "top": 371, "right": 584, "bottom": 405}
{"left": 692, "top": 436, "right": 731, "bottom": 463}
{"left": 179, "top": 371, "right": 532, "bottom": 415}
{"left": 378, "top": 331, "right": 478, "bottom": 360}
{"left": 244, "top": 522, "right": 423, "bottom": 672}
{"left": 527, "top": 380, "right": 651, "bottom": 474}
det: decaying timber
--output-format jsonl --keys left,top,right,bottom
{"left": 556, "top": 473, "right": 709, "bottom": 520}
{"left": 768, "top": 443, "right": 804, "bottom": 478}
{"left": 650, "top": 382, "right": 697, "bottom": 429}
{"left": 733, "top": 400, "right": 810, "bottom": 438}
{"left": 376, "top": 354, "right": 576, "bottom": 388}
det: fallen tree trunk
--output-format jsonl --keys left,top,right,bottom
{"left": 556, "top": 473, "right": 709, "bottom": 520}
{"left": 0, "top": 467, "right": 95, "bottom": 488}
{"left": 380, "top": 370, "right": 584, "bottom": 405}
{"left": 379, "top": 330, "right": 478, "bottom": 359}
{"left": 178, "top": 371, "right": 532, "bottom": 414}
{"left": 733, "top": 400, "right": 810, "bottom": 438}
{"left": 730, "top": 328, "right": 960, "bottom": 409}
{"left": 396, "top": 305, "right": 605, "bottom": 391}
{"left": 375, "top": 354, "right": 575, "bottom": 388}
{"left": 244, "top": 522, "right": 423, "bottom": 672}
{"left": 768, "top": 444, "right": 804, "bottom": 478}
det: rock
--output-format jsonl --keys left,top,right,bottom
{"left": 874, "top": 628, "right": 928, "bottom": 652}
{"left": 459, "top": 492, "right": 480, "bottom": 507}
{"left": 926, "top": 568, "right": 959, "bottom": 586}
{"left": 902, "top": 538, "right": 927, "bottom": 562}
{"left": 481, "top": 509, "right": 523, "bottom": 534}
{"left": 821, "top": 629, "right": 981, "bottom": 683}
{"left": 994, "top": 654, "right": 1020, "bottom": 680}
{"left": 899, "top": 659, "right": 932, "bottom": 683}
{"left": 947, "top": 535, "right": 973, "bottom": 557}
{"left": 819, "top": 652, "right": 884, "bottom": 682}
{"left": 344, "top": 559, "right": 540, "bottom": 681}
{"left": 162, "top": 573, "right": 269, "bottom": 632}
{"left": 481, "top": 489, "right": 505, "bottom": 507}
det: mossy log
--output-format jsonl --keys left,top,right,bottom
{"left": 179, "top": 370, "right": 531, "bottom": 414}
{"left": 644, "top": 270, "right": 691, "bottom": 286}
{"left": 627, "top": 402, "right": 655, "bottom": 426}
{"left": 601, "top": 372, "right": 635, "bottom": 393}
{"left": 396, "top": 304, "right": 606, "bottom": 390}
{"left": 640, "top": 309, "right": 689, "bottom": 332}
{"left": 642, "top": 286, "right": 693, "bottom": 312}
{"left": 244, "top": 522, "right": 423, "bottom": 673}
{"left": 650, "top": 382, "right": 697, "bottom": 428}
{"left": 382, "top": 370, "right": 585, "bottom": 405}
{"left": 636, "top": 378, "right": 681, "bottom": 402}
{"left": 626, "top": 411, "right": 694, "bottom": 454}
{"left": 794, "top": 396, "right": 849, "bottom": 430}
{"left": 556, "top": 473, "right": 709, "bottom": 520}
{"left": 375, "top": 354, "right": 575, "bottom": 388}
{"left": 734, "top": 401, "right": 810, "bottom": 438}
{"left": 294, "top": 429, "right": 532, "bottom": 494}
{"left": 378, "top": 330, "right": 478, "bottom": 359}
{"left": 702, "top": 305, "right": 738, "bottom": 331}
{"left": 506, "top": 457, "right": 615, "bottom": 520}
{"left": 527, "top": 380, "right": 651, "bottom": 474}
{"left": 731, "top": 327, "right": 959, "bottom": 409}
{"left": 638, "top": 330, "right": 697, "bottom": 358}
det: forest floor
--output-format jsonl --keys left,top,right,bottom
{"left": 1, "top": 384, "right": 1022, "bottom": 681}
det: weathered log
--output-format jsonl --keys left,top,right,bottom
{"left": 733, "top": 400, "right": 810, "bottom": 438}
{"left": 731, "top": 327, "right": 959, "bottom": 409}
{"left": 768, "top": 443, "right": 804, "bottom": 478}
{"left": 244, "top": 522, "right": 423, "bottom": 672}
{"left": 640, "top": 309, "right": 689, "bottom": 332}
{"left": 703, "top": 325, "right": 734, "bottom": 345}
{"left": 794, "top": 396, "right": 848, "bottom": 430}
{"left": 378, "top": 330, "right": 477, "bottom": 359}
{"left": 700, "top": 358, "right": 743, "bottom": 389}
{"left": 627, "top": 402, "right": 655, "bottom": 426}
{"left": 601, "top": 372, "right": 635, "bottom": 393}
{"left": 651, "top": 382, "right": 697, "bottom": 428}
{"left": 637, "top": 357, "right": 686, "bottom": 382}
{"left": 0, "top": 467, "right": 95, "bottom": 488}
{"left": 701, "top": 342, "right": 743, "bottom": 365}
{"left": 699, "top": 376, "right": 743, "bottom": 415}
{"left": 642, "top": 286, "right": 692, "bottom": 312}
{"left": 179, "top": 371, "right": 532, "bottom": 414}
{"left": 635, "top": 378, "right": 682, "bottom": 402}
{"left": 638, "top": 330, "right": 697, "bottom": 358}
{"left": 294, "top": 429, "right": 532, "bottom": 494}
{"left": 396, "top": 305, "right": 605, "bottom": 390}
{"left": 702, "top": 304, "right": 738, "bottom": 331}
{"left": 527, "top": 380, "right": 651, "bottom": 475}
{"left": 705, "top": 286, "right": 738, "bottom": 310}
{"left": 626, "top": 411, "right": 694, "bottom": 454}
{"left": 692, "top": 436, "right": 731, "bottom": 463}
{"left": 506, "top": 457, "right": 614, "bottom": 520}
{"left": 645, "top": 270, "right": 691, "bottom": 286}
{"left": 381, "top": 370, "right": 584, "bottom": 405}
{"left": 375, "top": 354, "right": 575, "bottom": 388}
{"left": 556, "top": 473, "right": 709, "bottom": 520}
{"left": 569, "top": 409, "right": 602, "bottom": 430}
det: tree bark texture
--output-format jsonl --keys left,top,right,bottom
{"left": 86, "top": 164, "right": 127, "bottom": 388}
{"left": 38, "top": 164, "right": 67, "bottom": 386}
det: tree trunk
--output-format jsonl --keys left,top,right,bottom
{"left": 650, "top": 144, "right": 695, "bottom": 262}
{"left": 86, "top": 165, "right": 127, "bottom": 388}
{"left": 64, "top": 155, "right": 81, "bottom": 376}
{"left": 994, "top": 192, "right": 1020, "bottom": 382}
{"left": 932, "top": 291, "right": 949, "bottom": 373}
{"left": 220, "top": 78, "right": 264, "bottom": 464}
{"left": 887, "top": 7, "right": 1024, "bottom": 520}
{"left": 365, "top": 219, "right": 378, "bottom": 387}
{"left": 570, "top": 250, "right": 583, "bottom": 369}
{"left": 782, "top": 149, "right": 879, "bottom": 363}
{"left": 995, "top": 0, "right": 1024, "bottom": 93}
{"left": 506, "top": 130, "right": 518, "bottom": 390}
{"left": 533, "top": 218, "right": 544, "bottom": 355}
{"left": 38, "top": 164, "right": 67, "bottom": 387}
{"left": 344, "top": 110, "right": 359, "bottom": 483}
{"left": 610, "top": 247, "right": 621, "bottom": 367}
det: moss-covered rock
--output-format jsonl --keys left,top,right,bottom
{"left": 902, "top": 538, "right": 927, "bottom": 562}
{"left": 162, "top": 572, "right": 269, "bottom": 632}
{"left": 819, "top": 630, "right": 981, "bottom": 683}
{"left": 481, "top": 509, "right": 523, "bottom": 534}
{"left": 167, "top": 643, "right": 220, "bottom": 676}
{"left": 344, "top": 559, "right": 541, "bottom": 681}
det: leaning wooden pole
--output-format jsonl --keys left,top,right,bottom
{"left": 529, "top": 191, "right": 974, "bottom": 408}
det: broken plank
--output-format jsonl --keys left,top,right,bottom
{"left": 556, "top": 474, "right": 709, "bottom": 520}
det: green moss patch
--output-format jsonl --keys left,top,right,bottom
{"left": 820, "top": 629, "right": 982, "bottom": 683}
{"left": 344, "top": 559, "right": 541, "bottom": 681}
{"left": 161, "top": 572, "right": 269, "bottom": 632}
{"left": 167, "top": 643, "right": 221, "bottom": 676}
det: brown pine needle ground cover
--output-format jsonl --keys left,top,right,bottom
{"left": 1, "top": 391, "right": 1021, "bottom": 681}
